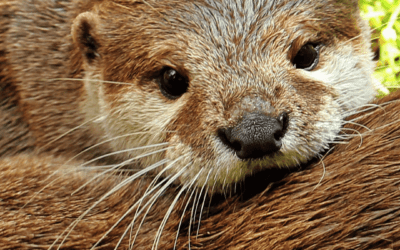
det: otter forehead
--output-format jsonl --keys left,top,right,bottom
{"left": 169, "top": 0, "right": 360, "bottom": 59}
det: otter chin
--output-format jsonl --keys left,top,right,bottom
{"left": 1, "top": 0, "right": 375, "bottom": 194}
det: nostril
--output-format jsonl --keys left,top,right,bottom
{"left": 278, "top": 112, "right": 289, "bottom": 131}
{"left": 231, "top": 140, "right": 242, "bottom": 152}
{"left": 217, "top": 128, "right": 242, "bottom": 152}
{"left": 274, "top": 131, "right": 283, "bottom": 141}
{"left": 274, "top": 112, "right": 289, "bottom": 141}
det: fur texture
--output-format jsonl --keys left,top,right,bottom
{"left": 0, "top": 0, "right": 376, "bottom": 191}
{"left": 2, "top": 91, "right": 400, "bottom": 249}
{"left": 2, "top": 0, "right": 398, "bottom": 249}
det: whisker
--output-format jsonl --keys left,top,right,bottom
{"left": 347, "top": 100, "right": 400, "bottom": 122}
{"left": 340, "top": 128, "right": 363, "bottom": 148}
{"left": 149, "top": 164, "right": 196, "bottom": 250}
{"left": 65, "top": 132, "right": 165, "bottom": 164}
{"left": 197, "top": 169, "right": 213, "bottom": 237}
{"left": 326, "top": 141, "right": 349, "bottom": 145}
{"left": 156, "top": 169, "right": 201, "bottom": 250}
{"left": 72, "top": 147, "right": 171, "bottom": 195}
{"left": 206, "top": 171, "right": 220, "bottom": 217}
{"left": 313, "top": 146, "right": 334, "bottom": 191}
{"left": 173, "top": 182, "right": 198, "bottom": 250}
{"left": 106, "top": 175, "right": 172, "bottom": 250}
{"left": 98, "top": 156, "right": 187, "bottom": 249}
{"left": 38, "top": 115, "right": 103, "bottom": 151}
{"left": 51, "top": 157, "right": 172, "bottom": 249}
{"left": 20, "top": 166, "right": 66, "bottom": 210}
{"left": 343, "top": 103, "right": 386, "bottom": 117}
{"left": 342, "top": 120, "right": 371, "bottom": 132}
{"left": 128, "top": 160, "right": 192, "bottom": 249}
{"left": 188, "top": 188, "right": 199, "bottom": 250}
{"left": 119, "top": 175, "right": 174, "bottom": 250}
{"left": 77, "top": 142, "right": 170, "bottom": 168}
{"left": 76, "top": 165, "right": 141, "bottom": 172}
{"left": 369, "top": 118, "right": 400, "bottom": 132}
{"left": 48, "top": 77, "right": 135, "bottom": 86}
{"left": 344, "top": 17, "right": 398, "bottom": 45}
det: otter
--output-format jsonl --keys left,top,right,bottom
{"left": 0, "top": 0, "right": 375, "bottom": 189}
{"left": 2, "top": 92, "right": 400, "bottom": 249}
{"left": 1, "top": 0, "right": 391, "bottom": 249}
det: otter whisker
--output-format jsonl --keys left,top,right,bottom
{"left": 173, "top": 180, "right": 199, "bottom": 250}
{"left": 342, "top": 120, "right": 372, "bottom": 132}
{"left": 347, "top": 100, "right": 400, "bottom": 122}
{"left": 188, "top": 188, "right": 200, "bottom": 249}
{"left": 128, "top": 161, "right": 192, "bottom": 249}
{"left": 343, "top": 103, "right": 386, "bottom": 118}
{"left": 77, "top": 165, "right": 142, "bottom": 172}
{"left": 107, "top": 156, "right": 188, "bottom": 249}
{"left": 114, "top": 176, "right": 174, "bottom": 250}
{"left": 72, "top": 147, "right": 171, "bottom": 195}
{"left": 327, "top": 141, "right": 349, "bottom": 145}
{"left": 343, "top": 16, "right": 399, "bottom": 46}
{"left": 152, "top": 166, "right": 198, "bottom": 250}
{"left": 52, "top": 157, "right": 173, "bottom": 249}
{"left": 206, "top": 171, "right": 221, "bottom": 217}
{"left": 192, "top": 187, "right": 202, "bottom": 232}
{"left": 193, "top": 169, "right": 212, "bottom": 234}
{"left": 340, "top": 128, "right": 363, "bottom": 148}
{"left": 313, "top": 146, "right": 334, "bottom": 191}
{"left": 369, "top": 118, "right": 400, "bottom": 132}
{"left": 197, "top": 169, "right": 213, "bottom": 237}
{"left": 158, "top": 169, "right": 201, "bottom": 250}
{"left": 38, "top": 115, "right": 103, "bottom": 151}
{"left": 77, "top": 142, "right": 170, "bottom": 168}
{"left": 48, "top": 77, "right": 136, "bottom": 86}
{"left": 66, "top": 132, "right": 165, "bottom": 164}
{"left": 95, "top": 174, "right": 172, "bottom": 250}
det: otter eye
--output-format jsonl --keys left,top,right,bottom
{"left": 293, "top": 43, "right": 321, "bottom": 70}
{"left": 159, "top": 67, "right": 188, "bottom": 99}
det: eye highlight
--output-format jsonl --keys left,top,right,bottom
{"left": 292, "top": 43, "right": 322, "bottom": 71}
{"left": 158, "top": 67, "right": 189, "bottom": 99}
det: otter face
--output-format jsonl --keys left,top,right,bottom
{"left": 72, "top": 0, "right": 375, "bottom": 192}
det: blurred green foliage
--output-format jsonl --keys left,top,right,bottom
{"left": 360, "top": 0, "right": 400, "bottom": 96}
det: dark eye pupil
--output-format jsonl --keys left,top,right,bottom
{"left": 293, "top": 44, "right": 319, "bottom": 70}
{"left": 159, "top": 67, "right": 188, "bottom": 99}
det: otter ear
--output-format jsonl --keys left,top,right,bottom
{"left": 72, "top": 12, "right": 101, "bottom": 64}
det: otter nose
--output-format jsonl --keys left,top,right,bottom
{"left": 218, "top": 112, "right": 289, "bottom": 159}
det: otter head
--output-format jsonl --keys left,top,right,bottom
{"left": 71, "top": 0, "right": 375, "bottom": 192}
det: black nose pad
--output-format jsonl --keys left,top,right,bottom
{"left": 217, "top": 112, "right": 289, "bottom": 160}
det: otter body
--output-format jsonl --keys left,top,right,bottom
{"left": 2, "top": 0, "right": 396, "bottom": 249}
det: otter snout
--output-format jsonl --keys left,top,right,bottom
{"left": 218, "top": 112, "right": 289, "bottom": 159}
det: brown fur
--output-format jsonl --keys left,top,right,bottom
{"left": 0, "top": 0, "right": 377, "bottom": 189}
{"left": 2, "top": 90, "right": 400, "bottom": 249}
{"left": 2, "top": 0, "right": 399, "bottom": 249}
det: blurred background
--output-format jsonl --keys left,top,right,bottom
{"left": 360, "top": 0, "right": 400, "bottom": 96}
